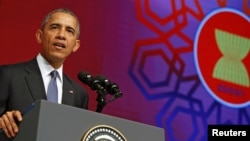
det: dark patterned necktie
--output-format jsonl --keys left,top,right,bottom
{"left": 47, "top": 70, "right": 58, "bottom": 103}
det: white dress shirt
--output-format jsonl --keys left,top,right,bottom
{"left": 36, "top": 53, "right": 63, "bottom": 104}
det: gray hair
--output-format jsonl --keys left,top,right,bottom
{"left": 41, "top": 8, "right": 80, "bottom": 38}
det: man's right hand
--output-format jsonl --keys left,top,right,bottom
{"left": 0, "top": 110, "right": 22, "bottom": 138}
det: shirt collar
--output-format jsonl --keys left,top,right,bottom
{"left": 36, "top": 53, "right": 63, "bottom": 81}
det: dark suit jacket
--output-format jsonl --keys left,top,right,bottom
{"left": 0, "top": 58, "right": 88, "bottom": 116}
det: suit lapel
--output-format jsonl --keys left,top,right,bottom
{"left": 24, "top": 59, "right": 47, "bottom": 101}
{"left": 62, "top": 75, "right": 75, "bottom": 106}
{"left": 23, "top": 58, "right": 76, "bottom": 106}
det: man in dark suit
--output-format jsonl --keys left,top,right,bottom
{"left": 0, "top": 8, "right": 89, "bottom": 138}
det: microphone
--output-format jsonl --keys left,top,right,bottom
{"left": 77, "top": 71, "right": 103, "bottom": 91}
{"left": 94, "top": 75, "right": 123, "bottom": 99}
{"left": 78, "top": 71, "right": 123, "bottom": 106}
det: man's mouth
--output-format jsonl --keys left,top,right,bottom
{"left": 53, "top": 43, "right": 65, "bottom": 48}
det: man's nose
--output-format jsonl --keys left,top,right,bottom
{"left": 56, "top": 29, "right": 66, "bottom": 40}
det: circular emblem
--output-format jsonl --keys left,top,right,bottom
{"left": 81, "top": 125, "right": 127, "bottom": 141}
{"left": 194, "top": 8, "right": 250, "bottom": 108}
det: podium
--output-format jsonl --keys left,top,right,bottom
{"left": 0, "top": 100, "right": 165, "bottom": 141}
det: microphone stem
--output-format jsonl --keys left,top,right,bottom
{"left": 95, "top": 87, "right": 107, "bottom": 113}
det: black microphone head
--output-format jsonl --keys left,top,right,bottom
{"left": 95, "top": 75, "right": 110, "bottom": 87}
{"left": 95, "top": 75, "right": 121, "bottom": 95}
{"left": 91, "top": 78, "right": 102, "bottom": 90}
{"left": 78, "top": 71, "right": 103, "bottom": 90}
{"left": 77, "top": 71, "right": 93, "bottom": 86}
{"left": 107, "top": 82, "right": 120, "bottom": 95}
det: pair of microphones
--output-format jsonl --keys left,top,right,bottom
{"left": 77, "top": 71, "right": 123, "bottom": 102}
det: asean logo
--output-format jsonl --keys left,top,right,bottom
{"left": 81, "top": 125, "right": 127, "bottom": 141}
{"left": 194, "top": 8, "right": 250, "bottom": 108}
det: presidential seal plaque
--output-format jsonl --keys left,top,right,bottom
{"left": 81, "top": 125, "right": 127, "bottom": 141}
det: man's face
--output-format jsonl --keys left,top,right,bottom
{"left": 36, "top": 12, "right": 80, "bottom": 67}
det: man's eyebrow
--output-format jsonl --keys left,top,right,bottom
{"left": 49, "top": 23, "right": 76, "bottom": 33}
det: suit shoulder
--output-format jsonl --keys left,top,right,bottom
{"left": 0, "top": 59, "right": 34, "bottom": 70}
{"left": 0, "top": 59, "right": 39, "bottom": 80}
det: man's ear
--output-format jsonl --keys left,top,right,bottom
{"left": 35, "top": 29, "right": 43, "bottom": 43}
{"left": 72, "top": 40, "right": 80, "bottom": 53}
